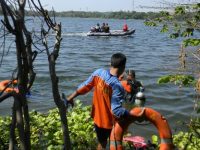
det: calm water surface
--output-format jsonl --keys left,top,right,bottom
{"left": 0, "top": 17, "right": 195, "bottom": 139}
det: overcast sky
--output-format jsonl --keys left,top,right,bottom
{"left": 39, "top": 0, "right": 198, "bottom": 12}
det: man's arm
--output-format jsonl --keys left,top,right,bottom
{"left": 111, "top": 84, "right": 130, "bottom": 119}
{"left": 66, "top": 69, "right": 99, "bottom": 104}
{"left": 67, "top": 90, "right": 79, "bottom": 102}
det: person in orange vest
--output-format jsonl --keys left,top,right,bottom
{"left": 121, "top": 69, "right": 144, "bottom": 103}
{"left": 123, "top": 24, "right": 128, "bottom": 32}
{"left": 66, "top": 53, "right": 133, "bottom": 150}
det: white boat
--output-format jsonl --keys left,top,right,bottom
{"left": 86, "top": 29, "right": 135, "bottom": 36}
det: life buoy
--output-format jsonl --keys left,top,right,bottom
{"left": 110, "top": 107, "right": 174, "bottom": 150}
{"left": 0, "top": 80, "right": 19, "bottom": 93}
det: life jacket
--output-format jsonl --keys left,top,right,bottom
{"left": 121, "top": 80, "right": 144, "bottom": 103}
{"left": 123, "top": 24, "right": 128, "bottom": 31}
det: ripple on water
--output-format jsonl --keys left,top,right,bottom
{"left": 0, "top": 18, "right": 195, "bottom": 140}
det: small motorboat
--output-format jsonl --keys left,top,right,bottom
{"left": 86, "top": 29, "right": 135, "bottom": 36}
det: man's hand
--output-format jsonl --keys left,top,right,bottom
{"left": 62, "top": 93, "right": 74, "bottom": 108}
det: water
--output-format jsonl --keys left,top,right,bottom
{"left": 0, "top": 17, "right": 195, "bottom": 139}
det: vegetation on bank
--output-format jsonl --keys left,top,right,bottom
{"left": 25, "top": 9, "right": 200, "bottom": 21}
{"left": 0, "top": 8, "right": 163, "bottom": 19}
{"left": 1, "top": 100, "right": 200, "bottom": 150}
{"left": 0, "top": 100, "right": 97, "bottom": 150}
{"left": 23, "top": 9, "right": 200, "bottom": 20}
{"left": 1, "top": 5, "right": 198, "bottom": 21}
{"left": 53, "top": 11, "right": 162, "bottom": 20}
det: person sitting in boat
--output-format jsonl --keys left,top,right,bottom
{"left": 123, "top": 24, "right": 129, "bottom": 32}
{"left": 104, "top": 23, "right": 110, "bottom": 33}
{"left": 121, "top": 69, "right": 144, "bottom": 103}
{"left": 95, "top": 23, "right": 100, "bottom": 32}
{"left": 100, "top": 23, "right": 105, "bottom": 32}
{"left": 90, "top": 26, "right": 96, "bottom": 32}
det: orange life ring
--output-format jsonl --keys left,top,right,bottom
{"left": 110, "top": 107, "right": 174, "bottom": 150}
{"left": 0, "top": 80, "right": 19, "bottom": 93}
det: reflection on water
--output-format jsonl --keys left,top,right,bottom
{"left": 0, "top": 18, "right": 195, "bottom": 139}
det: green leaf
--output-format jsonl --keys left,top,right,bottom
{"left": 183, "top": 39, "right": 200, "bottom": 47}
{"left": 151, "top": 135, "right": 159, "bottom": 145}
{"left": 175, "top": 6, "right": 186, "bottom": 15}
{"left": 169, "top": 33, "right": 179, "bottom": 39}
{"left": 157, "top": 75, "right": 171, "bottom": 84}
{"left": 160, "top": 24, "right": 169, "bottom": 33}
{"left": 181, "top": 28, "right": 194, "bottom": 37}
{"left": 197, "top": 108, "right": 200, "bottom": 114}
{"left": 160, "top": 11, "right": 170, "bottom": 17}
{"left": 157, "top": 74, "right": 195, "bottom": 86}
{"left": 154, "top": 17, "right": 162, "bottom": 22}
{"left": 144, "top": 21, "right": 157, "bottom": 27}
{"left": 193, "top": 3, "right": 200, "bottom": 9}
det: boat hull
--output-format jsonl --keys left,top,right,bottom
{"left": 87, "top": 29, "right": 135, "bottom": 36}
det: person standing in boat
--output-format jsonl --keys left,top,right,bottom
{"left": 90, "top": 26, "right": 96, "bottom": 32}
{"left": 123, "top": 23, "right": 128, "bottom": 32}
{"left": 104, "top": 23, "right": 110, "bottom": 33}
{"left": 66, "top": 53, "right": 133, "bottom": 150}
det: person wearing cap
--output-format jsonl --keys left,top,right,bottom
{"left": 95, "top": 23, "right": 100, "bottom": 32}
{"left": 66, "top": 53, "right": 133, "bottom": 150}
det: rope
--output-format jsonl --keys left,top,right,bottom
{"left": 133, "top": 120, "right": 151, "bottom": 125}
{"left": 160, "top": 138, "right": 173, "bottom": 144}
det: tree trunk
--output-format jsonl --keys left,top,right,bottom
{"left": 15, "top": 18, "right": 31, "bottom": 149}
{"left": 47, "top": 23, "right": 71, "bottom": 149}
{"left": 9, "top": 101, "right": 17, "bottom": 150}
{"left": 15, "top": 98, "right": 26, "bottom": 150}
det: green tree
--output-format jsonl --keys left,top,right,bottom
{"left": 145, "top": 2, "right": 200, "bottom": 106}
{"left": 145, "top": 3, "right": 200, "bottom": 46}
{"left": 145, "top": 2, "right": 200, "bottom": 149}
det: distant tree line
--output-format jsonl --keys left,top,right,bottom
{"left": 55, "top": 11, "right": 162, "bottom": 19}
{"left": 0, "top": 8, "right": 195, "bottom": 20}
{"left": 0, "top": 8, "right": 162, "bottom": 19}
{"left": 53, "top": 11, "right": 162, "bottom": 19}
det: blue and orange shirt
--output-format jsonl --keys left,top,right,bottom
{"left": 76, "top": 68, "right": 129, "bottom": 129}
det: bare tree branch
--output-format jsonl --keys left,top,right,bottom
{"left": 37, "top": 3, "right": 71, "bottom": 148}
{"left": 0, "top": 0, "right": 16, "bottom": 33}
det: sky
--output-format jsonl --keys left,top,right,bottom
{"left": 39, "top": 0, "right": 198, "bottom": 12}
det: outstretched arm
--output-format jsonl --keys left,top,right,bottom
{"left": 67, "top": 90, "right": 79, "bottom": 101}
{"left": 66, "top": 69, "right": 100, "bottom": 105}
{"left": 66, "top": 90, "right": 79, "bottom": 106}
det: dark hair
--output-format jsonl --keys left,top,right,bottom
{"left": 111, "top": 53, "right": 126, "bottom": 68}
{"left": 127, "top": 69, "right": 135, "bottom": 78}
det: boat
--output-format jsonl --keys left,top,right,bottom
{"left": 86, "top": 29, "right": 135, "bottom": 36}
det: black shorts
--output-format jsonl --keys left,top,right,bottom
{"left": 94, "top": 124, "right": 112, "bottom": 143}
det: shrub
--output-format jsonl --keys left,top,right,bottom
{"left": 0, "top": 100, "right": 97, "bottom": 150}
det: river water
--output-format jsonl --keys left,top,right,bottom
{"left": 0, "top": 17, "right": 195, "bottom": 139}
